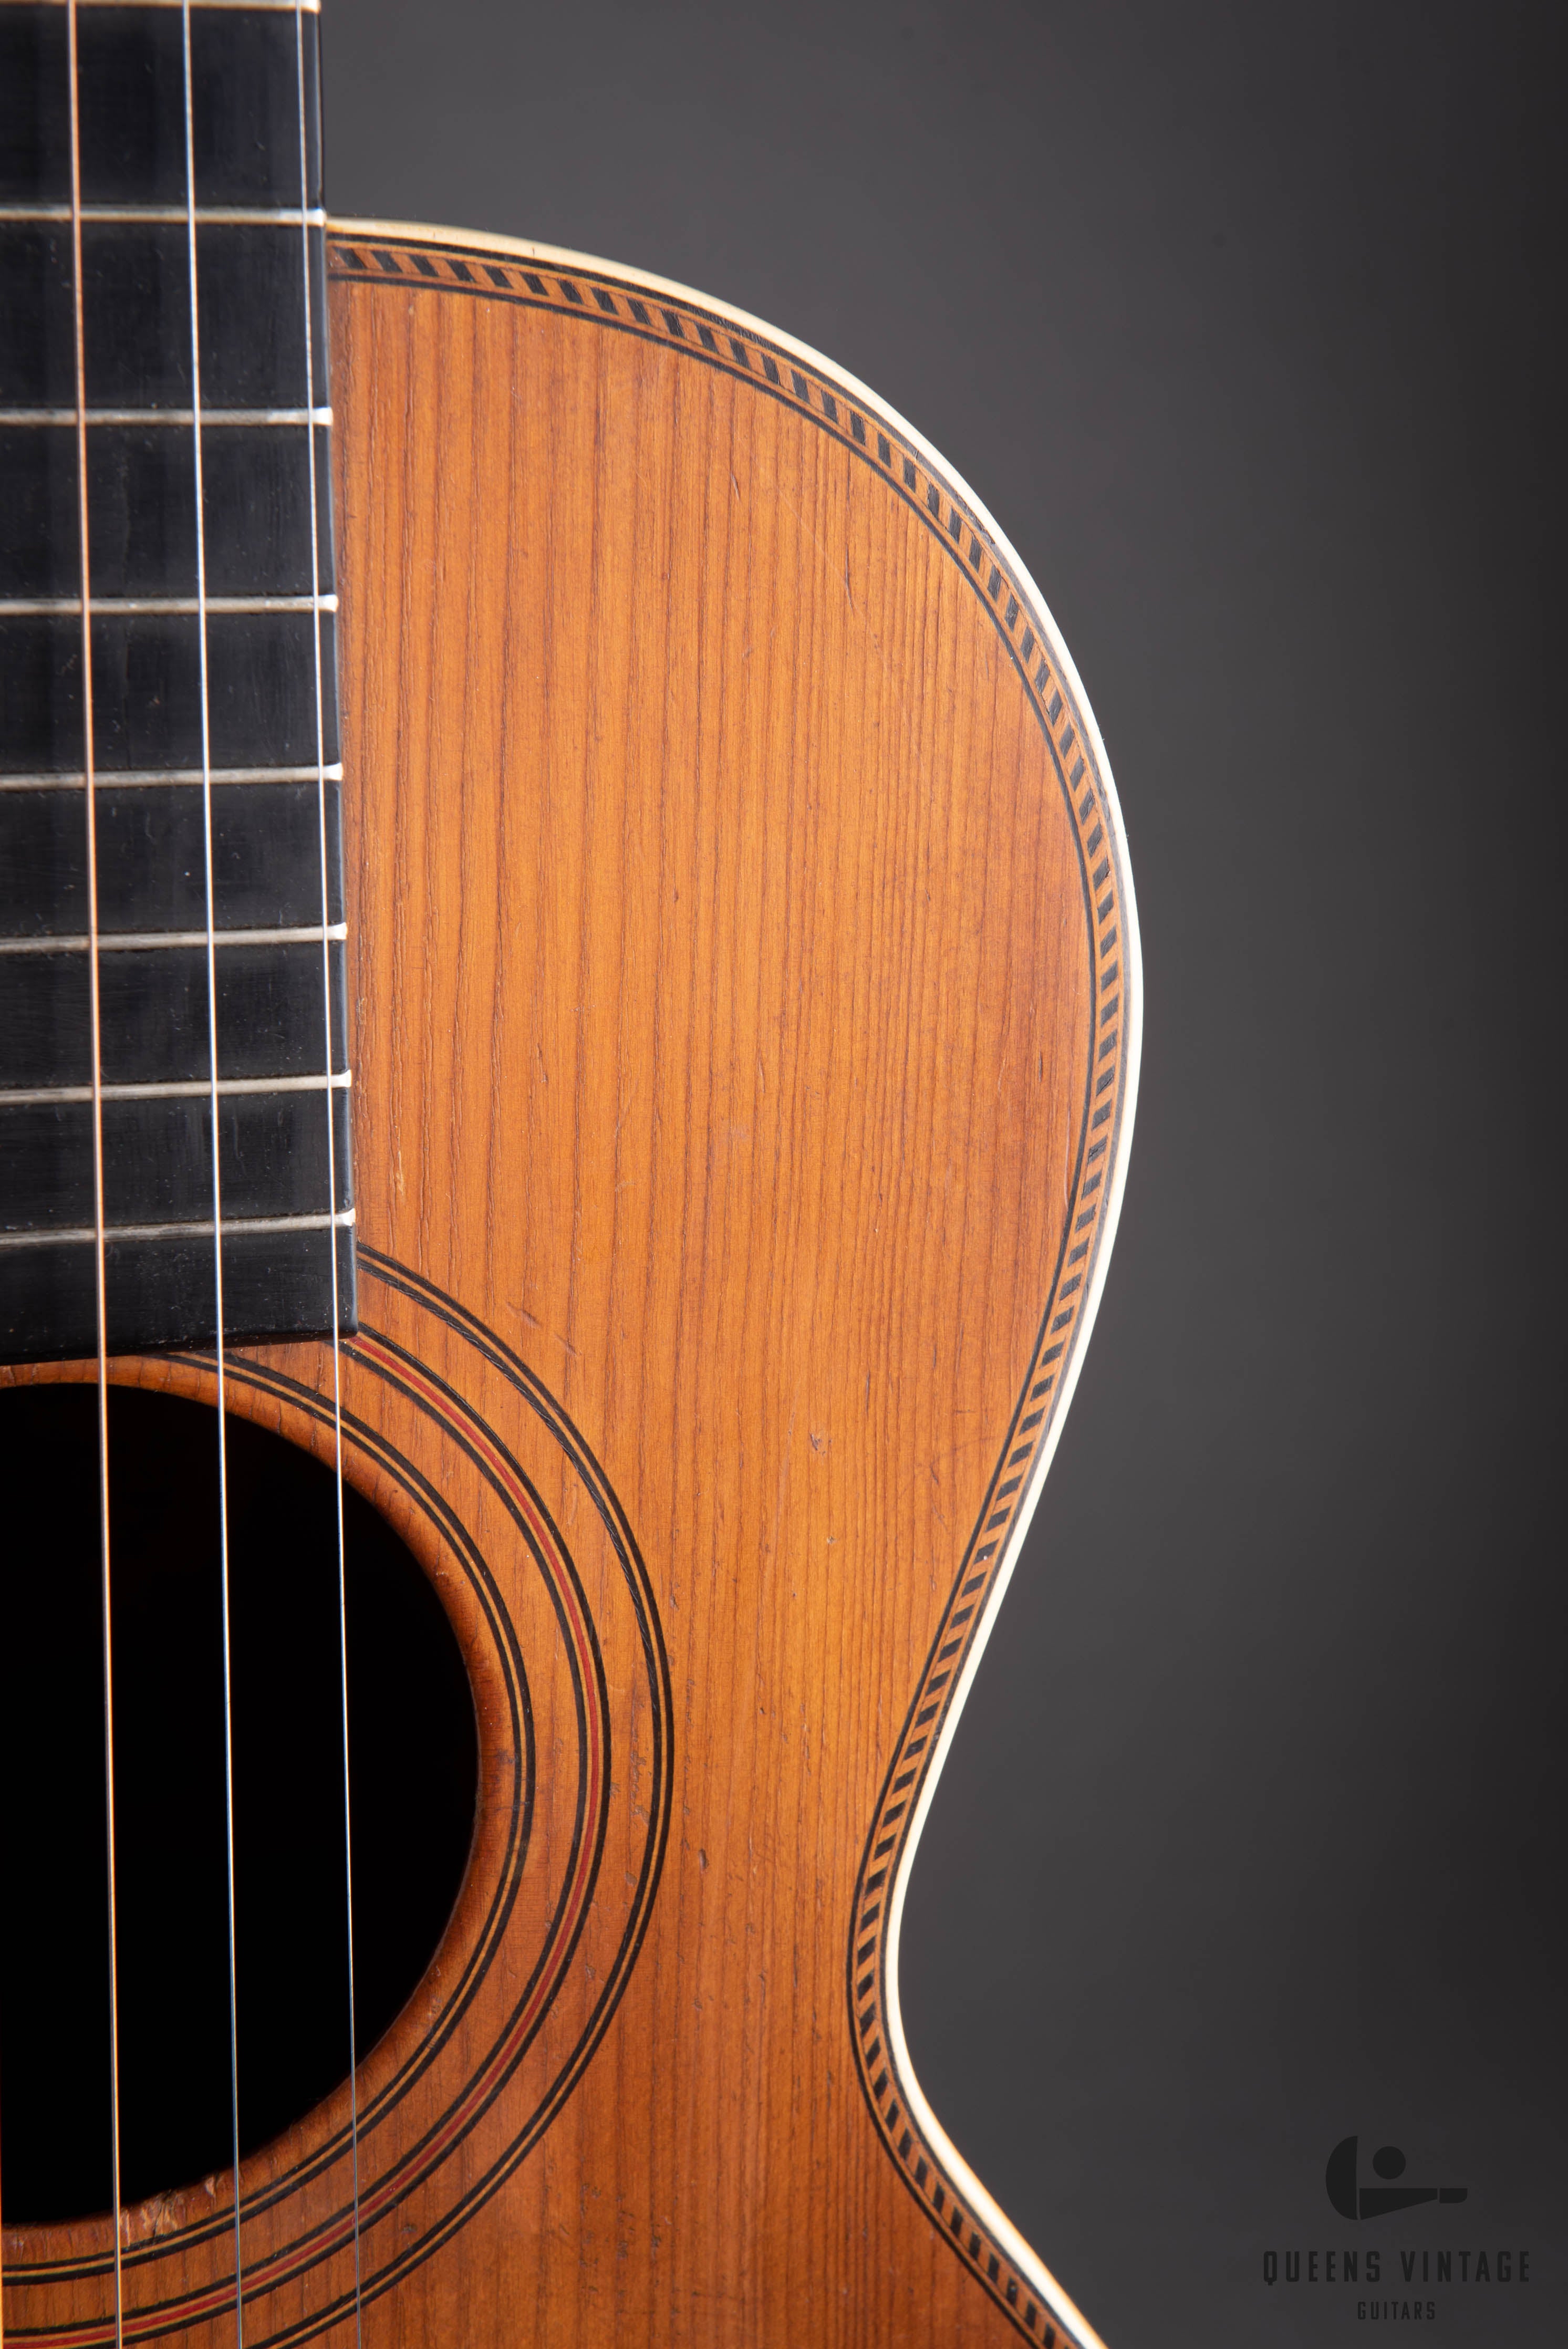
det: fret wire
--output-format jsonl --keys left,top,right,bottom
{"left": 0, "top": 765, "right": 345, "bottom": 790}
{"left": 0, "top": 1073, "right": 351, "bottom": 1106}
{"left": 0, "top": 409, "right": 333, "bottom": 425}
{"left": 0, "top": 924, "right": 346, "bottom": 954}
{"left": 0, "top": 206, "right": 327, "bottom": 225}
{"left": 0, "top": 1209, "right": 355, "bottom": 1252}
{"left": 0, "top": 594, "right": 339, "bottom": 614}
{"left": 22, "top": 3, "right": 324, "bottom": 14}
{"left": 65, "top": 0, "right": 126, "bottom": 2339}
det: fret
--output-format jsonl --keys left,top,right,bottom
{"left": 3, "top": 611, "right": 341, "bottom": 771}
{"left": 3, "top": 1083, "right": 350, "bottom": 1217}
{"left": 1, "top": 1073, "right": 351, "bottom": 1106}
{"left": 3, "top": 224, "right": 328, "bottom": 407}
{"left": 0, "top": 1223, "right": 355, "bottom": 1367}
{"left": 1, "top": 0, "right": 353, "bottom": 1361}
{"left": 3, "top": 421, "right": 334, "bottom": 599}
{"left": 0, "top": 764, "right": 345, "bottom": 789}
{"left": 0, "top": 929, "right": 346, "bottom": 954}
{"left": 0, "top": 939, "right": 348, "bottom": 1087}
{"left": 2, "top": 779, "right": 342, "bottom": 933}
{"left": 1, "top": 207, "right": 329, "bottom": 224}
{"left": 0, "top": 409, "right": 333, "bottom": 423}
{"left": 9, "top": 5, "right": 323, "bottom": 13}
{"left": 12, "top": 5, "right": 323, "bottom": 12}
{"left": 3, "top": 1080, "right": 351, "bottom": 1223}
{"left": 1, "top": 596, "right": 339, "bottom": 612}
{"left": 0, "top": 1212, "right": 354, "bottom": 1249}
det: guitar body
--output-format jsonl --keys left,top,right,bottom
{"left": 3, "top": 226, "right": 1136, "bottom": 2349}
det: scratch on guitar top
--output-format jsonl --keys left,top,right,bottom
{"left": 511, "top": 1301, "right": 579, "bottom": 1358}
{"left": 615, "top": 1078, "right": 641, "bottom": 1139}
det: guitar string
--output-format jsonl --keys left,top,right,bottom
{"left": 178, "top": 8, "right": 245, "bottom": 2343}
{"left": 66, "top": 6, "right": 126, "bottom": 2343}
{"left": 293, "top": 5, "right": 367, "bottom": 2338}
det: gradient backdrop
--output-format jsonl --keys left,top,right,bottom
{"left": 321, "top": 5, "right": 1564, "bottom": 2342}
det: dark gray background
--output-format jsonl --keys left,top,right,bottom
{"left": 321, "top": 4, "right": 1564, "bottom": 2342}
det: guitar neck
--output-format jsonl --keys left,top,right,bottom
{"left": 0, "top": 0, "right": 356, "bottom": 1365}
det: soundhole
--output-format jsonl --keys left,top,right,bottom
{"left": 0, "top": 1383, "right": 479, "bottom": 2227}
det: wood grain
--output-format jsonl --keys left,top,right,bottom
{"left": 2, "top": 231, "right": 1135, "bottom": 2349}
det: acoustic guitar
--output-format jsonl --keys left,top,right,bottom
{"left": 0, "top": 6, "right": 1140, "bottom": 2346}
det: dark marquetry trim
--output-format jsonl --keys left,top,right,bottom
{"left": 5, "top": 1255, "right": 673, "bottom": 2349}
{"left": 845, "top": 706, "right": 1125, "bottom": 2346}
{"left": 325, "top": 237, "right": 1108, "bottom": 833}
{"left": 328, "top": 230, "right": 1133, "bottom": 2347}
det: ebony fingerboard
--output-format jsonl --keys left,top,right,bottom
{"left": 0, "top": 0, "right": 356, "bottom": 1364}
